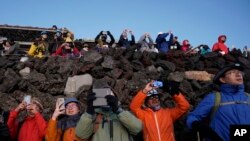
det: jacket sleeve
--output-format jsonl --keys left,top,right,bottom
{"left": 45, "top": 119, "right": 61, "bottom": 141}
{"left": 168, "top": 93, "right": 190, "bottom": 122}
{"left": 55, "top": 46, "right": 63, "bottom": 56}
{"left": 130, "top": 35, "right": 135, "bottom": 46}
{"left": 108, "top": 33, "right": 115, "bottom": 46}
{"left": 28, "top": 44, "right": 37, "bottom": 56}
{"left": 212, "top": 43, "right": 219, "bottom": 52}
{"left": 130, "top": 90, "right": 147, "bottom": 120}
{"left": 155, "top": 33, "right": 169, "bottom": 43}
{"left": 117, "top": 111, "right": 142, "bottom": 135}
{"left": 7, "top": 110, "right": 19, "bottom": 140}
{"left": 75, "top": 113, "right": 94, "bottom": 140}
{"left": 138, "top": 35, "right": 146, "bottom": 44}
{"left": 34, "top": 112, "right": 47, "bottom": 138}
{"left": 186, "top": 93, "right": 215, "bottom": 129}
{"left": 118, "top": 35, "right": 124, "bottom": 47}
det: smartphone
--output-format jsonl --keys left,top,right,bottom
{"left": 56, "top": 98, "right": 65, "bottom": 110}
{"left": 152, "top": 81, "right": 163, "bottom": 88}
{"left": 92, "top": 88, "right": 112, "bottom": 107}
{"left": 24, "top": 95, "right": 31, "bottom": 105}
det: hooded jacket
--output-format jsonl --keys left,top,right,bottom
{"left": 181, "top": 40, "right": 190, "bottom": 52}
{"left": 75, "top": 108, "right": 142, "bottom": 141}
{"left": 130, "top": 91, "right": 190, "bottom": 141}
{"left": 7, "top": 110, "right": 47, "bottom": 141}
{"left": 186, "top": 84, "right": 250, "bottom": 141}
{"left": 212, "top": 35, "right": 229, "bottom": 54}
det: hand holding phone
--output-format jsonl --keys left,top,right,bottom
{"left": 24, "top": 95, "right": 31, "bottom": 105}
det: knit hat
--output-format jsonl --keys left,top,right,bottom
{"left": 158, "top": 32, "right": 163, "bottom": 35}
{"left": 64, "top": 97, "right": 80, "bottom": 106}
{"left": 213, "top": 63, "right": 244, "bottom": 85}
{"left": 31, "top": 97, "right": 44, "bottom": 112}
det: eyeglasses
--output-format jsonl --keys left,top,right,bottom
{"left": 65, "top": 104, "right": 78, "bottom": 109}
{"left": 225, "top": 70, "right": 244, "bottom": 76}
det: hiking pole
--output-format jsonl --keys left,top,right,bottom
{"left": 110, "top": 119, "right": 113, "bottom": 141}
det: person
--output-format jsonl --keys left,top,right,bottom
{"left": 242, "top": 46, "right": 249, "bottom": 58}
{"left": 155, "top": 31, "right": 173, "bottom": 53}
{"left": 28, "top": 31, "right": 50, "bottom": 58}
{"left": 118, "top": 29, "right": 135, "bottom": 49}
{"left": 169, "top": 36, "right": 181, "bottom": 50}
{"left": 181, "top": 39, "right": 191, "bottom": 52}
{"left": 49, "top": 30, "right": 64, "bottom": 54}
{"left": 186, "top": 63, "right": 250, "bottom": 141}
{"left": 1, "top": 38, "right": 20, "bottom": 55}
{"left": 0, "top": 107, "right": 10, "bottom": 141}
{"left": 138, "top": 32, "right": 158, "bottom": 53}
{"left": 95, "top": 31, "right": 115, "bottom": 49}
{"left": 46, "top": 97, "right": 82, "bottom": 141}
{"left": 54, "top": 42, "right": 80, "bottom": 58}
{"left": 75, "top": 89, "right": 142, "bottom": 141}
{"left": 130, "top": 81, "right": 190, "bottom": 141}
{"left": 212, "top": 35, "right": 229, "bottom": 55}
{"left": 80, "top": 43, "right": 89, "bottom": 56}
{"left": 7, "top": 97, "right": 47, "bottom": 141}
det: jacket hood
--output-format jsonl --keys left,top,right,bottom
{"left": 182, "top": 40, "right": 189, "bottom": 46}
{"left": 218, "top": 35, "right": 226, "bottom": 43}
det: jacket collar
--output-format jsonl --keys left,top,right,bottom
{"left": 220, "top": 84, "right": 244, "bottom": 95}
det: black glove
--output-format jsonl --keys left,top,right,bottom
{"left": 164, "top": 81, "right": 180, "bottom": 96}
{"left": 86, "top": 92, "right": 96, "bottom": 115}
{"left": 105, "top": 95, "right": 119, "bottom": 113}
{"left": 192, "top": 121, "right": 223, "bottom": 141}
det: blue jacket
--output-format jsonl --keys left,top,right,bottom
{"left": 155, "top": 33, "right": 173, "bottom": 53}
{"left": 186, "top": 84, "right": 250, "bottom": 141}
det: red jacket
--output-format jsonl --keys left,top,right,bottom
{"left": 181, "top": 40, "right": 190, "bottom": 52}
{"left": 212, "top": 35, "right": 229, "bottom": 54}
{"left": 54, "top": 45, "right": 80, "bottom": 57}
{"left": 7, "top": 110, "right": 47, "bottom": 141}
{"left": 130, "top": 91, "right": 190, "bottom": 141}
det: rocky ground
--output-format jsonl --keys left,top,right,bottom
{"left": 0, "top": 47, "right": 250, "bottom": 140}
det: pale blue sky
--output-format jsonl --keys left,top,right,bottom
{"left": 1, "top": 0, "right": 249, "bottom": 50}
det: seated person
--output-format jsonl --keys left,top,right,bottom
{"left": 169, "top": 36, "right": 181, "bottom": 50}
{"left": 1, "top": 38, "right": 20, "bottom": 55}
{"left": 118, "top": 29, "right": 135, "bottom": 49}
{"left": 46, "top": 97, "right": 82, "bottom": 141}
{"left": 54, "top": 42, "right": 80, "bottom": 58}
{"left": 95, "top": 31, "right": 115, "bottom": 49}
{"left": 49, "top": 30, "right": 64, "bottom": 54}
{"left": 155, "top": 31, "right": 173, "bottom": 53}
{"left": 138, "top": 32, "right": 157, "bottom": 53}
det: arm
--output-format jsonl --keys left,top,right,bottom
{"left": 138, "top": 35, "right": 146, "bottom": 44}
{"left": 117, "top": 111, "right": 142, "bottom": 135}
{"left": 212, "top": 43, "right": 219, "bottom": 52}
{"left": 34, "top": 113, "right": 47, "bottom": 138}
{"left": 107, "top": 31, "right": 115, "bottom": 46}
{"left": 186, "top": 93, "right": 215, "bottom": 128}
{"left": 55, "top": 46, "right": 64, "bottom": 56}
{"left": 155, "top": 33, "right": 169, "bottom": 43}
{"left": 130, "top": 35, "right": 135, "bottom": 46}
{"left": 75, "top": 113, "right": 94, "bottom": 140}
{"left": 130, "top": 90, "right": 147, "bottom": 120}
{"left": 95, "top": 32, "right": 102, "bottom": 44}
{"left": 28, "top": 44, "right": 37, "bottom": 56}
{"left": 7, "top": 110, "right": 19, "bottom": 140}
{"left": 45, "top": 119, "right": 61, "bottom": 141}
{"left": 169, "top": 93, "right": 190, "bottom": 121}
{"left": 118, "top": 35, "right": 125, "bottom": 47}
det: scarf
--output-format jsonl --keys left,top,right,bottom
{"left": 57, "top": 113, "right": 81, "bottom": 131}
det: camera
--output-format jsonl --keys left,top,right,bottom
{"left": 92, "top": 88, "right": 112, "bottom": 107}
{"left": 152, "top": 81, "right": 163, "bottom": 88}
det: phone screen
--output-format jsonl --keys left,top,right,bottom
{"left": 92, "top": 88, "right": 111, "bottom": 107}
{"left": 24, "top": 95, "right": 31, "bottom": 104}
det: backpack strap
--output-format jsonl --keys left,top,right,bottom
{"left": 210, "top": 92, "right": 221, "bottom": 120}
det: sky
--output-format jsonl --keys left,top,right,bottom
{"left": 1, "top": 0, "right": 250, "bottom": 50}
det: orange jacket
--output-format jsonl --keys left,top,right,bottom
{"left": 45, "top": 119, "right": 82, "bottom": 141}
{"left": 130, "top": 91, "right": 190, "bottom": 141}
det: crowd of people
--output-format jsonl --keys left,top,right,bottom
{"left": 1, "top": 25, "right": 250, "bottom": 141}
{"left": 2, "top": 25, "right": 249, "bottom": 59}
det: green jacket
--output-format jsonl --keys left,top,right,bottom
{"left": 75, "top": 109, "right": 142, "bottom": 141}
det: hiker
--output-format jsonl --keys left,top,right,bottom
{"left": 212, "top": 35, "right": 229, "bottom": 55}
{"left": 155, "top": 31, "right": 173, "bottom": 53}
{"left": 118, "top": 29, "right": 135, "bottom": 49}
{"left": 138, "top": 32, "right": 158, "bottom": 53}
{"left": 7, "top": 97, "right": 47, "bottom": 141}
{"left": 75, "top": 88, "right": 142, "bottom": 141}
{"left": 186, "top": 63, "right": 250, "bottom": 141}
{"left": 46, "top": 97, "right": 82, "bottom": 141}
{"left": 130, "top": 81, "right": 190, "bottom": 141}
{"left": 95, "top": 31, "right": 115, "bottom": 49}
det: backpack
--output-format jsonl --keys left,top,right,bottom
{"left": 210, "top": 92, "right": 250, "bottom": 120}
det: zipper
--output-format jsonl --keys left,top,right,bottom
{"left": 153, "top": 113, "right": 161, "bottom": 141}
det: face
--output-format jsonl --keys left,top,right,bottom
{"left": 26, "top": 103, "right": 40, "bottom": 117}
{"left": 41, "top": 34, "right": 48, "bottom": 39}
{"left": 146, "top": 95, "right": 160, "bottom": 108}
{"left": 219, "top": 69, "right": 244, "bottom": 85}
{"left": 65, "top": 102, "right": 80, "bottom": 116}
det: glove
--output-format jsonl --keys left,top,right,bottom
{"left": 164, "top": 81, "right": 180, "bottom": 96}
{"left": 105, "top": 95, "right": 119, "bottom": 113}
{"left": 192, "top": 121, "right": 223, "bottom": 141}
{"left": 86, "top": 92, "right": 96, "bottom": 115}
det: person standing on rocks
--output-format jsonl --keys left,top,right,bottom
{"left": 155, "top": 30, "right": 173, "bottom": 53}
{"left": 7, "top": 97, "right": 47, "bottom": 141}
{"left": 118, "top": 29, "right": 136, "bottom": 49}
{"left": 46, "top": 97, "right": 82, "bottom": 141}
{"left": 130, "top": 81, "right": 190, "bottom": 141}
{"left": 186, "top": 63, "right": 250, "bottom": 141}
{"left": 95, "top": 31, "right": 115, "bottom": 50}
{"left": 212, "top": 35, "right": 229, "bottom": 55}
